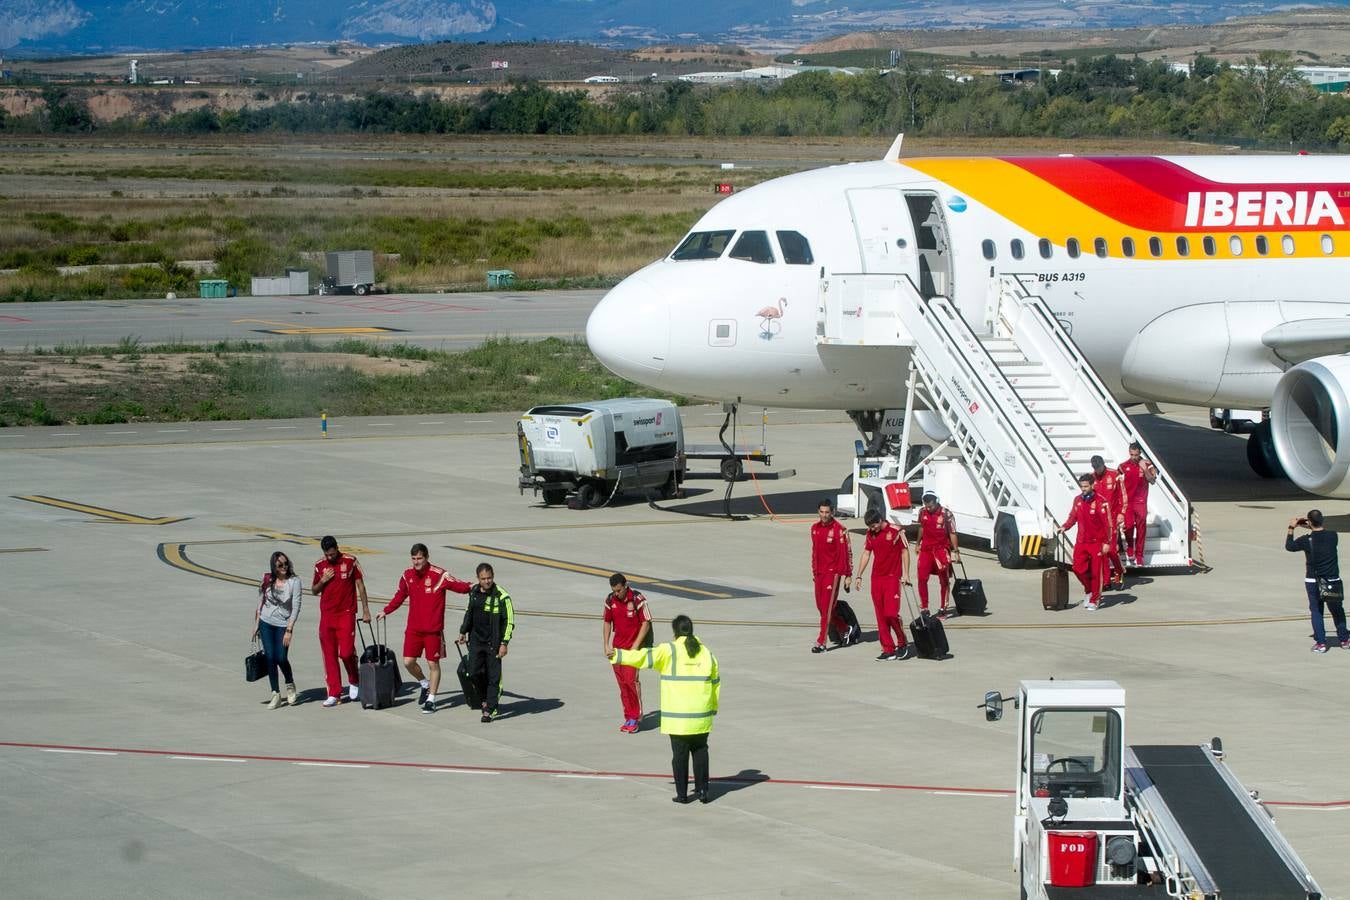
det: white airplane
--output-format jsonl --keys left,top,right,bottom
{"left": 585, "top": 143, "right": 1350, "bottom": 497}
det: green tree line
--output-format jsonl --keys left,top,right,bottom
{"left": 8, "top": 52, "right": 1350, "bottom": 147}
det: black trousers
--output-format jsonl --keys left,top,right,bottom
{"left": 670, "top": 732, "right": 710, "bottom": 798}
{"left": 467, "top": 643, "right": 502, "bottom": 711}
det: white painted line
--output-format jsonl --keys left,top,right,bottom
{"left": 39, "top": 748, "right": 118, "bottom": 756}
{"left": 108, "top": 431, "right": 134, "bottom": 435}
{"left": 53, "top": 432, "right": 79, "bottom": 435}
{"left": 296, "top": 762, "right": 369, "bottom": 769}
{"left": 423, "top": 768, "right": 501, "bottom": 776}
{"left": 465, "top": 419, "right": 493, "bottom": 424}
{"left": 211, "top": 427, "right": 242, "bottom": 432}
{"left": 418, "top": 421, "right": 446, "bottom": 426}
{"left": 802, "top": 785, "right": 881, "bottom": 792}
{"left": 157, "top": 429, "right": 189, "bottom": 433}
{"left": 266, "top": 426, "right": 297, "bottom": 430}
{"left": 170, "top": 755, "right": 247, "bottom": 763}
{"left": 929, "top": 790, "right": 1006, "bottom": 798}
{"left": 365, "top": 423, "right": 392, "bottom": 427}
{"left": 552, "top": 774, "right": 623, "bottom": 781}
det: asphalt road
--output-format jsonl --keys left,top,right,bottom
{"left": 0, "top": 289, "right": 604, "bottom": 351}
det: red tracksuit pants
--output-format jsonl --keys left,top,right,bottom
{"left": 813, "top": 574, "right": 849, "bottom": 646}
{"left": 1123, "top": 500, "right": 1148, "bottom": 565}
{"left": 1106, "top": 521, "right": 1125, "bottom": 581}
{"left": 917, "top": 549, "right": 951, "bottom": 610}
{"left": 1072, "top": 546, "right": 1106, "bottom": 605}
{"left": 318, "top": 614, "right": 359, "bottom": 699}
{"left": 871, "top": 576, "right": 906, "bottom": 654}
{"left": 611, "top": 664, "right": 642, "bottom": 721}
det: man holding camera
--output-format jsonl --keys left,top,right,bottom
{"left": 1286, "top": 510, "right": 1347, "bottom": 653}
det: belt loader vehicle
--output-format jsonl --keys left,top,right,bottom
{"left": 981, "top": 680, "right": 1322, "bottom": 899}
{"left": 518, "top": 398, "right": 684, "bottom": 508}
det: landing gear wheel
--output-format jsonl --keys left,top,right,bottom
{"left": 1246, "top": 419, "right": 1286, "bottom": 479}
{"left": 720, "top": 457, "right": 743, "bottom": 482}
{"left": 354, "top": 283, "right": 369, "bottom": 296}
{"left": 542, "top": 488, "right": 566, "bottom": 506}
{"left": 574, "top": 483, "right": 597, "bottom": 509}
{"left": 996, "top": 518, "right": 1024, "bottom": 570}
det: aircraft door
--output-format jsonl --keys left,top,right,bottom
{"left": 904, "top": 192, "right": 953, "bottom": 301}
{"left": 847, "top": 188, "right": 918, "bottom": 276}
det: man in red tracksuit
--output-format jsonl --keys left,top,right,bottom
{"left": 916, "top": 491, "right": 959, "bottom": 614}
{"left": 854, "top": 509, "right": 914, "bottom": 661}
{"left": 1117, "top": 441, "right": 1157, "bottom": 567}
{"left": 602, "top": 573, "right": 652, "bottom": 734}
{"left": 376, "top": 543, "right": 467, "bottom": 715}
{"left": 312, "top": 535, "right": 371, "bottom": 707}
{"left": 810, "top": 498, "right": 854, "bottom": 653}
{"left": 1091, "top": 454, "right": 1126, "bottom": 589}
{"left": 1058, "top": 474, "right": 1113, "bottom": 610}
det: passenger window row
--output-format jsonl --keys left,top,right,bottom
{"left": 981, "top": 233, "right": 1336, "bottom": 261}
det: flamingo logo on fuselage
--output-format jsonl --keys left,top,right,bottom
{"left": 756, "top": 297, "right": 788, "bottom": 340}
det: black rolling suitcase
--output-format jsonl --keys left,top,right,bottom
{"left": 455, "top": 642, "right": 483, "bottom": 709}
{"left": 906, "top": 585, "right": 951, "bottom": 660}
{"left": 827, "top": 597, "right": 862, "bottom": 646}
{"left": 952, "top": 560, "right": 988, "bottom": 616}
{"left": 357, "top": 619, "right": 400, "bottom": 709}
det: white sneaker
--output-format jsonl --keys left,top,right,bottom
{"left": 348, "top": 685, "right": 359, "bottom": 701}
{"left": 286, "top": 684, "right": 297, "bottom": 706}
{"left": 266, "top": 691, "right": 282, "bottom": 710}
{"left": 1085, "top": 601, "right": 1099, "bottom": 611}
{"left": 322, "top": 696, "right": 338, "bottom": 708}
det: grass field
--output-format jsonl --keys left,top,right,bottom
{"left": 0, "top": 336, "right": 681, "bottom": 426}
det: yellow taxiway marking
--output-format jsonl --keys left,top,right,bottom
{"left": 454, "top": 544, "right": 732, "bottom": 599}
{"left": 15, "top": 495, "right": 186, "bottom": 525}
{"left": 230, "top": 318, "right": 391, "bottom": 335}
{"left": 221, "top": 525, "right": 381, "bottom": 555}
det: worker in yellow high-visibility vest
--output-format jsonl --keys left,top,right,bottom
{"left": 609, "top": 615, "right": 719, "bottom": 804}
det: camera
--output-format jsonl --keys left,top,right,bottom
{"left": 1297, "top": 518, "right": 1310, "bottom": 527}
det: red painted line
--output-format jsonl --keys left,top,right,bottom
{"left": 1264, "top": 799, "right": 1350, "bottom": 809}
{"left": 0, "top": 315, "right": 33, "bottom": 323}
{"left": 0, "top": 739, "right": 1013, "bottom": 795}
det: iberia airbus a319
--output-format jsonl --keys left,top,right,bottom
{"left": 586, "top": 142, "right": 1350, "bottom": 498}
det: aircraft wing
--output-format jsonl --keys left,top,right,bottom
{"left": 1261, "top": 318, "right": 1350, "bottom": 364}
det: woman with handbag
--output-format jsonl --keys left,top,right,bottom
{"left": 254, "top": 551, "right": 303, "bottom": 707}
{"left": 1286, "top": 510, "right": 1347, "bottom": 653}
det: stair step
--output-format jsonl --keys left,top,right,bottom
{"left": 1023, "top": 400, "right": 1077, "bottom": 412}
{"left": 1051, "top": 437, "right": 1104, "bottom": 450}
{"left": 1014, "top": 387, "right": 1069, "bottom": 400}
{"left": 994, "top": 359, "right": 1043, "bottom": 369}
{"left": 1030, "top": 413, "right": 1088, "bottom": 426}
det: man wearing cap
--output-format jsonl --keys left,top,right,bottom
{"left": 916, "top": 491, "right": 958, "bottom": 614}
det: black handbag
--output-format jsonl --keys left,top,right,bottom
{"left": 245, "top": 638, "right": 267, "bottom": 682}
{"left": 1319, "top": 577, "right": 1344, "bottom": 602}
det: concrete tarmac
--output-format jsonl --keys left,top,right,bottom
{"left": 0, "top": 289, "right": 603, "bottom": 351}
{"left": 1, "top": 404, "right": 1345, "bottom": 899}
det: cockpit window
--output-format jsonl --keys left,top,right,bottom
{"left": 672, "top": 230, "right": 735, "bottom": 261}
{"left": 777, "top": 231, "right": 814, "bottom": 265}
{"left": 729, "top": 230, "right": 775, "bottom": 264}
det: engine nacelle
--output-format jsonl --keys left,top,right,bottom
{"left": 1271, "top": 355, "right": 1350, "bottom": 497}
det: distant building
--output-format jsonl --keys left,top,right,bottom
{"left": 996, "top": 68, "right": 1041, "bottom": 84}
{"left": 583, "top": 75, "right": 620, "bottom": 83}
{"left": 679, "top": 64, "right": 860, "bottom": 84}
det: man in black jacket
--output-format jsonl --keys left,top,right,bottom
{"left": 455, "top": 563, "right": 515, "bottom": 721}
{"left": 1286, "top": 510, "right": 1346, "bottom": 653}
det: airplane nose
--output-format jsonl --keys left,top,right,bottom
{"left": 586, "top": 276, "right": 669, "bottom": 380}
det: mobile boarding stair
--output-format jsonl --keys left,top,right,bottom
{"left": 1118, "top": 742, "right": 1322, "bottom": 900}
{"left": 818, "top": 272, "right": 1197, "bottom": 569}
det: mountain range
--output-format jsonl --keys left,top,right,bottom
{"left": 6, "top": 0, "right": 1350, "bottom": 55}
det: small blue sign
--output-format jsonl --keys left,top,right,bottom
{"left": 947, "top": 195, "right": 968, "bottom": 213}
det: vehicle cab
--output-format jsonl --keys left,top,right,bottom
{"left": 989, "top": 680, "right": 1141, "bottom": 896}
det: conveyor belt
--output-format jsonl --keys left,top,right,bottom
{"left": 1131, "top": 745, "right": 1313, "bottom": 899}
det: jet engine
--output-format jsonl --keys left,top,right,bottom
{"left": 1270, "top": 355, "right": 1350, "bottom": 497}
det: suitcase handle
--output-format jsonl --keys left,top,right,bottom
{"left": 902, "top": 582, "right": 922, "bottom": 621}
{"left": 356, "top": 617, "right": 390, "bottom": 663}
